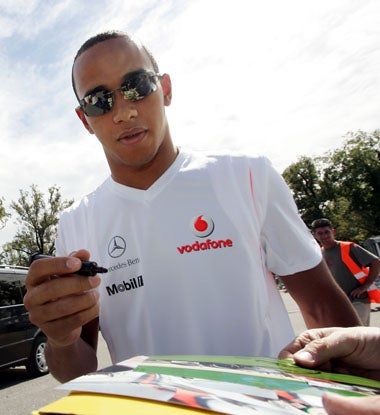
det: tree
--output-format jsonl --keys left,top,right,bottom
{"left": 0, "top": 197, "right": 10, "bottom": 230}
{"left": 1, "top": 185, "right": 74, "bottom": 266}
{"left": 282, "top": 130, "right": 380, "bottom": 243}
{"left": 322, "top": 130, "right": 380, "bottom": 240}
{"left": 282, "top": 156, "right": 324, "bottom": 226}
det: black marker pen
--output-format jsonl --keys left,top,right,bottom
{"left": 29, "top": 253, "right": 108, "bottom": 276}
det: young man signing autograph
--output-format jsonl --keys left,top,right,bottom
{"left": 24, "top": 31, "right": 360, "bottom": 386}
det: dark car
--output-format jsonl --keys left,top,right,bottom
{"left": 363, "top": 236, "right": 380, "bottom": 289}
{"left": 363, "top": 235, "right": 380, "bottom": 257}
{"left": 0, "top": 264, "right": 48, "bottom": 376}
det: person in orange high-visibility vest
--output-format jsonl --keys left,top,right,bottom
{"left": 311, "top": 218, "right": 380, "bottom": 326}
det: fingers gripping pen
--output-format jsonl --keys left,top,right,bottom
{"left": 29, "top": 253, "right": 108, "bottom": 276}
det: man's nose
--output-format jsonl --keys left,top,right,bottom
{"left": 112, "top": 91, "right": 138, "bottom": 123}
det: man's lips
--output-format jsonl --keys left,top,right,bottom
{"left": 117, "top": 128, "right": 147, "bottom": 143}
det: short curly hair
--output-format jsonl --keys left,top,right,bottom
{"left": 72, "top": 30, "right": 159, "bottom": 101}
{"left": 311, "top": 218, "right": 333, "bottom": 231}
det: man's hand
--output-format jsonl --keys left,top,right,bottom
{"left": 350, "top": 285, "right": 369, "bottom": 299}
{"left": 322, "top": 393, "right": 380, "bottom": 415}
{"left": 279, "top": 327, "right": 380, "bottom": 415}
{"left": 24, "top": 249, "right": 101, "bottom": 348}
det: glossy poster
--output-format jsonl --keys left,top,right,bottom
{"left": 59, "top": 355, "right": 380, "bottom": 415}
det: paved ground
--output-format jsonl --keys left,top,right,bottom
{"left": 280, "top": 289, "right": 380, "bottom": 334}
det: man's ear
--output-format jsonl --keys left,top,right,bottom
{"left": 160, "top": 74, "right": 172, "bottom": 106}
{"left": 75, "top": 107, "right": 95, "bottom": 134}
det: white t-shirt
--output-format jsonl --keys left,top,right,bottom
{"left": 56, "top": 150, "right": 321, "bottom": 363}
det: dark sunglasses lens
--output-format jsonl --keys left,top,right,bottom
{"left": 121, "top": 71, "right": 157, "bottom": 101}
{"left": 79, "top": 71, "right": 158, "bottom": 116}
{"left": 82, "top": 90, "right": 113, "bottom": 116}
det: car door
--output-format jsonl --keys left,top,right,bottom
{"left": 0, "top": 273, "right": 31, "bottom": 367}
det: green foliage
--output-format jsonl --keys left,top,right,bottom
{"left": 282, "top": 156, "right": 324, "bottom": 225}
{"left": 282, "top": 130, "right": 380, "bottom": 243}
{"left": 0, "top": 197, "right": 10, "bottom": 230}
{"left": 0, "top": 185, "right": 74, "bottom": 266}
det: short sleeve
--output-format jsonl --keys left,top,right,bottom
{"left": 350, "top": 244, "right": 379, "bottom": 267}
{"left": 251, "top": 157, "right": 321, "bottom": 275}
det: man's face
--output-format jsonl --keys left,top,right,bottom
{"left": 73, "top": 37, "right": 172, "bottom": 177}
{"left": 313, "top": 226, "right": 335, "bottom": 247}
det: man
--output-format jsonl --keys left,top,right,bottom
{"left": 311, "top": 218, "right": 380, "bottom": 325}
{"left": 24, "top": 31, "right": 360, "bottom": 383}
{"left": 280, "top": 326, "right": 380, "bottom": 415}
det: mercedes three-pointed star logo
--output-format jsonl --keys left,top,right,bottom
{"left": 108, "top": 236, "right": 126, "bottom": 258}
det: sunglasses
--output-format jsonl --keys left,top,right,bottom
{"left": 78, "top": 69, "right": 161, "bottom": 117}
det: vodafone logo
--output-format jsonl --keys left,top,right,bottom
{"left": 192, "top": 215, "right": 214, "bottom": 238}
{"left": 177, "top": 214, "right": 234, "bottom": 255}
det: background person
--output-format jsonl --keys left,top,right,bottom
{"left": 24, "top": 31, "right": 361, "bottom": 383}
{"left": 280, "top": 326, "right": 380, "bottom": 415}
{"left": 311, "top": 218, "right": 380, "bottom": 325}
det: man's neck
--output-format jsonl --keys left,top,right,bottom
{"left": 110, "top": 141, "right": 179, "bottom": 190}
{"left": 322, "top": 240, "right": 338, "bottom": 250}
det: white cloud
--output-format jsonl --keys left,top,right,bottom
{"left": 0, "top": 0, "right": 380, "bottom": 245}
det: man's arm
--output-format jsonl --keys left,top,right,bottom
{"left": 45, "top": 317, "right": 99, "bottom": 383}
{"left": 280, "top": 260, "right": 362, "bottom": 328}
{"left": 351, "top": 257, "right": 380, "bottom": 298}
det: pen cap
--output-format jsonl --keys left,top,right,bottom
{"left": 29, "top": 253, "right": 51, "bottom": 265}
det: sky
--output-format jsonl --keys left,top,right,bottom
{"left": 0, "top": 0, "right": 380, "bottom": 245}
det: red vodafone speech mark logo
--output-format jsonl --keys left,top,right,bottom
{"left": 177, "top": 215, "right": 233, "bottom": 254}
{"left": 192, "top": 215, "right": 214, "bottom": 238}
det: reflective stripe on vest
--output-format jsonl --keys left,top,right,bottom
{"left": 340, "top": 241, "right": 380, "bottom": 303}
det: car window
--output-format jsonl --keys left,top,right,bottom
{"left": 0, "top": 273, "right": 26, "bottom": 306}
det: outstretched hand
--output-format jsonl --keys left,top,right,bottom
{"left": 279, "top": 326, "right": 380, "bottom": 415}
{"left": 279, "top": 326, "right": 380, "bottom": 379}
{"left": 322, "top": 393, "right": 380, "bottom": 415}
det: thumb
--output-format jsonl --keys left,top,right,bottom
{"left": 293, "top": 330, "right": 357, "bottom": 368}
{"left": 323, "top": 393, "right": 380, "bottom": 415}
{"left": 292, "top": 340, "right": 333, "bottom": 368}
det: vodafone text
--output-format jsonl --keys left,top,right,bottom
{"left": 106, "top": 276, "right": 144, "bottom": 296}
{"left": 177, "top": 238, "right": 233, "bottom": 254}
